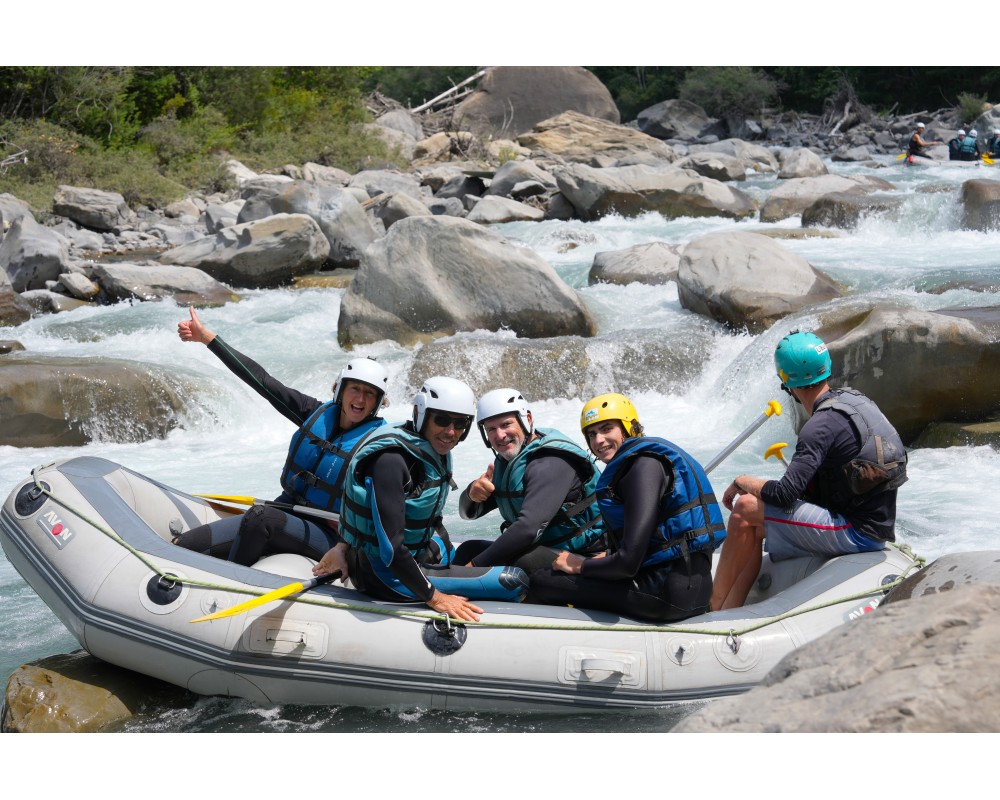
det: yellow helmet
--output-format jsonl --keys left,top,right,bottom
{"left": 580, "top": 393, "right": 642, "bottom": 438}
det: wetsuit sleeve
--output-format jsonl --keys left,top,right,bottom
{"left": 458, "top": 484, "right": 498, "bottom": 520}
{"left": 364, "top": 450, "right": 435, "bottom": 602}
{"left": 580, "top": 455, "right": 669, "bottom": 581}
{"left": 469, "top": 454, "right": 581, "bottom": 567}
{"left": 207, "top": 335, "right": 322, "bottom": 426}
{"left": 759, "top": 410, "right": 855, "bottom": 508}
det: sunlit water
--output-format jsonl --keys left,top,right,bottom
{"left": 2, "top": 154, "right": 999, "bottom": 733}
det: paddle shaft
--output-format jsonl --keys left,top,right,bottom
{"left": 703, "top": 400, "right": 782, "bottom": 475}
{"left": 188, "top": 570, "right": 343, "bottom": 623}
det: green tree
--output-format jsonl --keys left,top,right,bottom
{"left": 678, "top": 66, "right": 778, "bottom": 120}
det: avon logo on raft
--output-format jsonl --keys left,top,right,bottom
{"left": 37, "top": 509, "right": 75, "bottom": 550}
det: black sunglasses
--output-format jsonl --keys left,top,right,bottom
{"left": 431, "top": 412, "right": 471, "bottom": 430}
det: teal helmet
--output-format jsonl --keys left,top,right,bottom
{"left": 774, "top": 331, "right": 832, "bottom": 388}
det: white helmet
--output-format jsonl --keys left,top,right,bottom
{"left": 958, "top": 129, "right": 967, "bottom": 136}
{"left": 413, "top": 376, "right": 476, "bottom": 441}
{"left": 994, "top": 129, "right": 1000, "bottom": 135}
{"left": 916, "top": 122, "right": 925, "bottom": 129}
{"left": 476, "top": 388, "right": 533, "bottom": 448}
{"left": 970, "top": 129, "right": 979, "bottom": 137}
{"left": 333, "top": 357, "right": 389, "bottom": 415}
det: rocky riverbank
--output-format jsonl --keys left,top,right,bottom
{"left": 3, "top": 66, "right": 1000, "bottom": 450}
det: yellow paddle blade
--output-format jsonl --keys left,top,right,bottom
{"left": 765, "top": 442, "right": 789, "bottom": 461}
{"left": 195, "top": 493, "right": 256, "bottom": 505}
{"left": 984, "top": 154, "right": 995, "bottom": 165}
{"left": 896, "top": 153, "right": 906, "bottom": 160}
{"left": 189, "top": 579, "right": 308, "bottom": 623}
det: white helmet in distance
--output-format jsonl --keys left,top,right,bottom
{"left": 333, "top": 357, "right": 389, "bottom": 415}
{"left": 476, "top": 388, "right": 532, "bottom": 448}
{"left": 412, "top": 376, "right": 476, "bottom": 441}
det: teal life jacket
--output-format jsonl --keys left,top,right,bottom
{"left": 960, "top": 135, "right": 980, "bottom": 159}
{"left": 596, "top": 436, "right": 725, "bottom": 569}
{"left": 339, "top": 423, "right": 454, "bottom": 561}
{"left": 811, "top": 388, "right": 908, "bottom": 512}
{"left": 491, "top": 428, "right": 604, "bottom": 552}
{"left": 279, "top": 401, "right": 384, "bottom": 513}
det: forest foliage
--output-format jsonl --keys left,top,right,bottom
{"left": 2, "top": 66, "right": 998, "bottom": 213}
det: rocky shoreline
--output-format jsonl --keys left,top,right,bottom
{"left": 3, "top": 66, "right": 1000, "bottom": 451}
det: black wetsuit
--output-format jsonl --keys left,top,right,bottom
{"left": 456, "top": 452, "right": 603, "bottom": 574}
{"left": 174, "top": 336, "right": 340, "bottom": 565}
{"left": 345, "top": 446, "right": 510, "bottom": 602}
{"left": 528, "top": 455, "right": 712, "bottom": 623}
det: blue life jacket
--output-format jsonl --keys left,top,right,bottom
{"left": 597, "top": 436, "right": 725, "bottom": 569}
{"left": 811, "top": 388, "right": 908, "bottom": 513}
{"left": 491, "top": 428, "right": 604, "bottom": 552}
{"left": 959, "top": 136, "right": 980, "bottom": 159}
{"left": 339, "top": 423, "right": 454, "bottom": 561}
{"left": 279, "top": 401, "right": 384, "bottom": 512}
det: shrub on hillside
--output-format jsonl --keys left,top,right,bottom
{"left": 678, "top": 66, "right": 778, "bottom": 121}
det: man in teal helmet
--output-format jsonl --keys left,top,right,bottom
{"left": 711, "top": 330, "right": 908, "bottom": 610}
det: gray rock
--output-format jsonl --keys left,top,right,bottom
{"left": 801, "top": 192, "right": 906, "bottom": 229}
{"left": 455, "top": 66, "right": 619, "bottom": 137}
{"left": 0, "top": 266, "right": 32, "bottom": 326}
{"left": 237, "top": 180, "right": 377, "bottom": 267}
{"left": 555, "top": 163, "right": 756, "bottom": 222}
{"left": 697, "top": 139, "right": 780, "bottom": 173}
{"left": 432, "top": 173, "right": 487, "bottom": 200}
{"left": 465, "top": 196, "right": 545, "bottom": 224}
{"left": 517, "top": 110, "right": 677, "bottom": 164}
{"left": 637, "top": 98, "right": 715, "bottom": 140}
{"left": 371, "top": 192, "right": 433, "bottom": 230}
{"left": 961, "top": 179, "right": 1000, "bottom": 231}
{"left": 92, "top": 262, "right": 237, "bottom": 306}
{"left": 0, "top": 193, "right": 34, "bottom": 230}
{"left": 589, "top": 242, "right": 683, "bottom": 286}
{"left": 0, "top": 338, "right": 25, "bottom": 353}
{"left": 777, "top": 147, "right": 828, "bottom": 178}
{"left": 484, "top": 160, "right": 557, "bottom": 198}
{"left": 205, "top": 201, "right": 243, "bottom": 234}
{"left": 376, "top": 109, "right": 424, "bottom": 141}
{"left": 224, "top": 158, "right": 260, "bottom": 187}
{"left": 17, "top": 288, "right": 92, "bottom": 313}
{"left": 672, "top": 151, "right": 747, "bottom": 182}
{"left": 761, "top": 174, "right": 897, "bottom": 223}
{"left": 0, "top": 355, "right": 197, "bottom": 446}
{"left": 52, "top": 185, "right": 135, "bottom": 232}
{"left": 428, "top": 197, "right": 467, "bottom": 217}
{"left": 49, "top": 220, "right": 106, "bottom": 254}
{"left": 338, "top": 215, "right": 596, "bottom": 348}
{"left": 674, "top": 555, "right": 1000, "bottom": 733}
{"left": 0, "top": 214, "right": 72, "bottom": 291}
{"left": 348, "top": 169, "right": 425, "bottom": 200}
{"left": 158, "top": 213, "right": 330, "bottom": 289}
{"left": 58, "top": 271, "right": 101, "bottom": 300}
{"left": 677, "top": 231, "right": 843, "bottom": 333}
{"left": 302, "top": 162, "right": 351, "bottom": 185}
{"left": 819, "top": 304, "right": 1000, "bottom": 444}
{"left": 165, "top": 196, "right": 204, "bottom": 218}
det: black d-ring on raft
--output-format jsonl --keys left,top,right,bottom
{"left": 422, "top": 618, "right": 467, "bottom": 655}
{"left": 146, "top": 573, "right": 183, "bottom": 605}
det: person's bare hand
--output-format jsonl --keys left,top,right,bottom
{"left": 552, "top": 551, "right": 585, "bottom": 575}
{"left": 427, "top": 589, "right": 483, "bottom": 622}
{"left": 313, "top": 543, "right": 349, "bottom": 582}
{"left": 177, "top": 306, "right": 215, "bottom": 345}
{"left": 468, "top": 463, "right": 495, "bottom": 504}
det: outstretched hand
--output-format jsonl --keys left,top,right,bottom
{"left": 427, "top": 589, "right": 483, "bottom": 622}
{"left": 468, "top": 463, "right": 496, "bottom": 504}
{"left": 177, "top": 306, "right": 215, "bottom": 345}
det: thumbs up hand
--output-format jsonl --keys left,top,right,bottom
{"left": 468, "top": 463, "right": 496, "bottom": 503}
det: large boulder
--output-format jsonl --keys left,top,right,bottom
{"left": 484, "top": 160, "right": 558, "bottom": 198}
{"left": 338, "top": 215, "right": 596, "bottom": 348}
{"left": 697, "top": 139, "right": 780, "bottom": 173}
{"left": 465, "top": 196, "right": 545, "bottom": 224}
{"left": 555, "top": 163, "right": 757, "bottom": 222}
{"left": 237, "top": 180, "right": 377, "bottom": 267}
{"left": 158, "top": 213, "right": 329, "bottom": 289}
{"left": 818, "top": 304, "right": 1000, "bottom": 444}
{"left": 455, "top": 67, "right": 619, "bottom": 137}
{"left": 408, "top": 325, "right": 719, "bottom": 400}
{"left": 672, "top": 151, "right": 747, "bottom": 182}
{"left": 677, "top": 231, "right": 843, "bottom": 333}
{"left": 0, "top": 192, "right": 33, "bottom": 229}
{"left": 0, "top": 355, "right": 196, "bottom": 447}
{"left": 801, "top": 192, "right": 906, "bottom": 229}
{"left": 517, "top": 110, "right": 676, "bottom": 164}
{"left": 348, "top": 169, "right": 425, "bottom": 201}
{"left": 673, "top": 553, "right": 1000, "bottom": 733}
{"left": 588, "top": 242, "right": 683, "bottom": 286}
{"left": 0, "top": 266, "right": 32, "bottom": 326}
{"left": 91, "top": 262, "right": 238, "bottom": 306}
{"left": 777, "top": 147, "right": 829, "bottom": 179}
{"left": 636, "top": 98, "right": 717, "bottom": 140}
{"left": 4, "top": 650, "right": 191, "bottom": 733}
{"left": 52, "top": 185, "right": 135, "bottom": 232}
{"left": 0, "top": 214, "right": 72, "bottom": 291}
{"left": 370, "top": 192, "right": 433, "bottom": 230}
{"left": 961, "top": 178, "right": 1000, "bottom": 231}
{"left": 761, "top": 174, "right": 896, "bottom": 223}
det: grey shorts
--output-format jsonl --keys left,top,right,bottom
{"left": 763, "top": 500, "right": 884, "bottom": 561}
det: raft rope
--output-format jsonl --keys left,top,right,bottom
{"left": 29, "top": 471, "right": 926, "bottom": 638}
